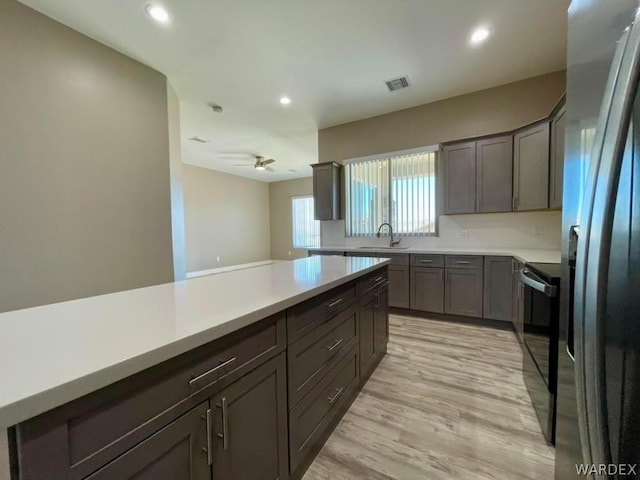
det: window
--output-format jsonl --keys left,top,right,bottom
{"left": 345, "top": 147, "right": 438, "bottom": 236}
{"left": 292, "top": 196, "right": 320, "bottom": 248}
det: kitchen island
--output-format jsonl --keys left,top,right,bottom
{"left": 0, "top": 255, "right": 390, "bottom": 480}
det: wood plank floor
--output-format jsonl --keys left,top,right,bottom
{"left": 303, "top": 314, "right": 555, "bottom": 480}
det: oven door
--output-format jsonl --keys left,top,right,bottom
{"left": 521, "top": 268, "right": 558, "bottom": 386}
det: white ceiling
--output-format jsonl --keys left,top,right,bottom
{"left": 20, "top": 0, "right": 569, "bottom": 182}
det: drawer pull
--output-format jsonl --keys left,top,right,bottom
{"left": 455, "top": 260, "right": 471, "bottom": 264}
{"left": 327, "top": 298, "right": 344, "bottom": 308}
{"left": 327, "top": 387, "right": 344, "bottom": 405}
{"left": 374, "top": 276, "right": 384, "bottom": 282}
{"left": 419, "top": 259, "right": 433, "bottom": 263}
{"left": 216, "top": 397, "right": 229, "bottom": 450}
{"left": 189, "top": 357, "right": 237, "bottom": 386}
{"left": 325, "top": 338, "right": 344, "bottom": 351}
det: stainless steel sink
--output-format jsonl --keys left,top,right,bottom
{"left": 357, "top": 246, "right": 409, "bottom": 250}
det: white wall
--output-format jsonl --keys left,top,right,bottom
{"left": 322, "top": 211, "right": 562, "bottom": 250}
{"left": 183, "top": 165, "right": 271, "bottom": 272}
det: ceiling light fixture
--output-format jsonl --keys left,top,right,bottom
{"left": 279, "top": 96, "right": 292, "bottom": 106}
{"left": 254, "top": 165, "right": 266, "bottom": 171}
{"left": 470, "top": 27, "right": 490, "bottom": 45}
{"left": 145, "top": 4, "right": 170, "bottom": 24}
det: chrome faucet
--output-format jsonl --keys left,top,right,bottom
{"left": 376, "top": 223, "right": 401, "bottom": 247}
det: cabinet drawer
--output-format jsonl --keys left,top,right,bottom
{"left": 288, "top": 304, "right": 358, "bottom": 408}
{"left": 289, "top": 347, "right": 359, "bottom": 473}
{"left": 287, "top": 282, "right": 357, "bottom": 344}
{"left": 445, "top": 255, "right": 483, "bottom": 269}
{"left": 411, "top": 254, "right": 444, "bottom": 268}
{"left": 378, "top": 253, "right": 409, "bottom": 266}
{"left": 357, "top": 268, "right": 388, "bottom": 295}
{"left": 16, "top": 315, "right": 285, "bottom": 480}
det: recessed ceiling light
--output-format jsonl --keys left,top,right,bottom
{"left": 470, "top": 27, "right": 490, "bottom": 45}
{"left": 279, "top": 96, "right": 292, "bottom": 106}
{"left": 145, "top": 4, "right": 170, "bottom": 24}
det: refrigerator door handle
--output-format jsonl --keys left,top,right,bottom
{"left": 575, "top": 16, "right": 640, "bottom": 469}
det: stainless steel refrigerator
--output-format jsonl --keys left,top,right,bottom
{"left": 556, "top": 0, "right": 640, "bottom": 477}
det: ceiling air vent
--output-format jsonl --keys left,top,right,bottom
{"left": 385, "top": 76, "right": 411, "bottom": 92}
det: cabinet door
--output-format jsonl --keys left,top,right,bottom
{"left": 374, "top": 284, "right": 389, "bottom": 353}
{"left": 210, "top": 353, "right": 288, "bottom": 480}
{"left": 444, "top": 269, "right": 483, "bottom": 317}
{"left": 359, "top": 294, "right": 377, "bottom": 376}
{"left": 387, "top": 265, "right": 409, "bottom": 308}
{"left": 483, "top": 257, "right": 513, "bottom": 321}
{"left": 442, "top": 142, "right": 477, "bottom": 214}
{"left": 86, "top": 403, "right": 210, "bottom": 480}
{"left": 549, "top": 105, "right": 566, "bottom": 209}
{"left": 477, "top": 135, "right": 513, "bottom": 213}
{"left": 513, "top": 122, "right": 550, "bottom": 211}
{"left": 410, "top": 267, "right": 444, "bottom": 313}
{"left": 512, "top": 261, "right": 525, "bottom": 342}
{"left": 312, "top": 162, "right": 340, "bottom": 220}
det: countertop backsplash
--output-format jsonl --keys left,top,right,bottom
{"left": 322, "top": 211, "right": 561, "bottom": 250}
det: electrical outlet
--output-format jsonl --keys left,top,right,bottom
{"left": 534, "top": 226, "right": 543, "bottom": 238}
{"left": 216, "top": 256, "right": 221, "bottom": 262}
{"left": 459, "top": 229, "right": 469, "bottom": 240}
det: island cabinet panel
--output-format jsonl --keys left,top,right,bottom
{"left": 210, "top": 353, "right": 289, "bottom": 480}
{"left": 483, "top": 256, "right": 513, "bottom": 321}
{"left": 287, "top": 304, "right": 359, "bottom": 407}
{"left": 287, "top": 281, "right": 357, "bottom": 345}
{"left": 374, "top": 283, "right": 390, "bottom": 352}
{"left": 289, "top": 348, "right": 359, "bottom": 476}
{"left": 13, "top": 314, "right": 286, "bottom": 480}
{"left": 358, "top": 289, "right": 377, "bottom": 379}
{"left": 84, "top": 402, "right": 210, "bottom": 480}
{"left": 410, "top": 267, "right": 444, "bottom": 313}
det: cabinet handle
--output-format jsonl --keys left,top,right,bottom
{"left": 202, "top": 409, "right": 213, "bottom": 466}
{"left": 325, "top": 338, "right": 344, "bottom": 351}
{"left": 217, "top": 397, "right": 229, "bottom": 450}
{"left": 327, "top": 387, "right": 344, "bottom": 404}
{"left": 419, "top": 259, "right": 433, "bottom": 264}
{"left": 455, "top": 260, "right": 471, "bottom": 265}
{"left": 189, "top": 357, "right": 237, "bottom": 386}
{"left": 327, "top": 298, "right": 343, "bottom": 308}
{"left": 374, "top": 276, "right": 384, "bottom": 282}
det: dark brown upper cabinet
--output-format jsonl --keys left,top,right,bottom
{"left": 513, "top": 121, "right": 550, "bottom": 211}
{"left": 442, "top": 141, "right": 476, "bottom": 214}
{"left": 442, "top": 135, "right": 513, "bottom": 215}
{"left": 549, "top": 103, "right": 566, "bottom": 209}
{"left": 476, "top": 135, "right": 513, "bottom": 213}
{"left": 311, "top": 162, "right": 341, "bottom": 220}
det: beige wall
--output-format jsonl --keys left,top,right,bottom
{"left": 167, "top": 83, "right": 187, "bottom": 281}
{"left": 269, "top": 177, "right": 314, "bottom": 260}
{"left": 319, "top": 71, "right": 566, "bottom": 163}
{"left": 0, "top": 0, "right": 175, "bottom": 313}
{"left": 183, "top": 165, "right": 270, "bottom": 271}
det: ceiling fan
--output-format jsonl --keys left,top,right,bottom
{"left": 233, "top": 155, "right": 276, "bottom": 172}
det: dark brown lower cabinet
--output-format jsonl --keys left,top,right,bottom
{"left": 86, "top": 403, "right": 211, "bottom": 480}
{"left": 483, "top": 256, "right": 513, "bottom": 321}
{"left": 210, "top": 353, "right": 289, "bottom": 480}
{"left": 410, "top": 267, "right": 444, "bottom": 313}
{"left": 444, "top": 268, "right": 483, "bottom": 317}
{"left": 387, "top": 265, "right": 409, "bottom": 308}
{"left": 359, "top": 290, "right": 377, "bottom": 377}
{"left": 512, "top": 259, "right": 525, "bottom": 342}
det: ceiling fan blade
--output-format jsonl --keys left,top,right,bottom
{"left": 265, "top": 166, "right": 275, "bottom": 172}
{"left": 233, "top": 164, "right": 254, "bottom": 167}
{"left": 263, "top": 159, "right": 275, "bottom": 165}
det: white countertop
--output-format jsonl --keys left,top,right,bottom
{"left": 0, "top": 256, "right": 389, "bottom": 428}
{"left": 308, "top": 246, "right": 561, "bottom": 264}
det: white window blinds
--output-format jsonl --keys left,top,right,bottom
{"left": 292, "top": 196, "right": 320, "bottom": 248}
{"left": 345, "top": 148, "right": 437, "bottom": 236}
